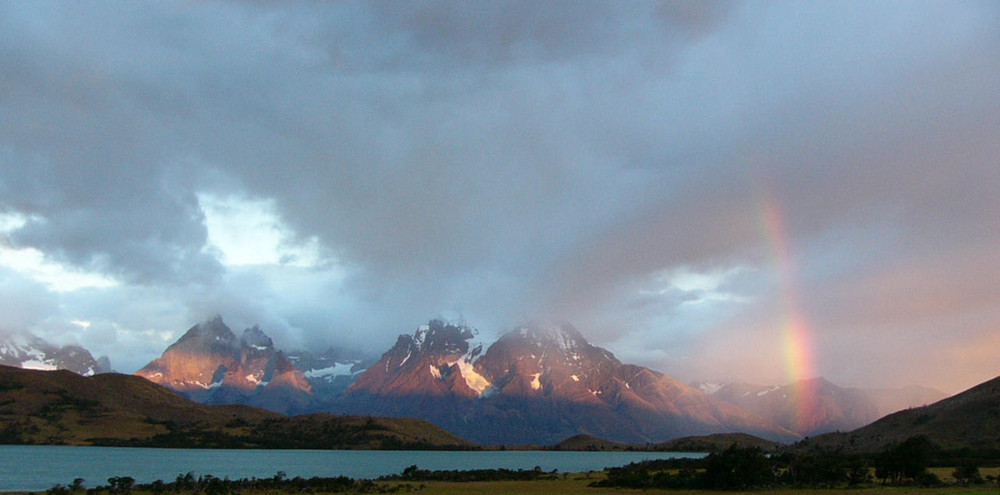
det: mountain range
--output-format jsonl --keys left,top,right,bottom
{"left": 794, "top": 373, "right": 1000, "bottom": 453}
{"left": 0, "top": 316, "right": 951, "bottom": 446}
{"left": 0, "top": 332, "right": 111, "bottom": 376}
{"left": 336, "top": 319, "right": 796, "bottom": 444}
{"left": 696, "top": 378, "right": 945, "bottom": 437}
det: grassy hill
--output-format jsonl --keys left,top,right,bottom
{"left": 794, "top": 374, "right": 1000, "bottom": 454}
{"left": 0, "top": 365, "right": 473, "bottom": 449}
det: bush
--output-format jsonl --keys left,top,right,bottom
{"left": 953, "top": 464, "right": 984, "bottom": 485}
{"left": 873, "top": 435, "right": 934, "bottom": 484}
{"left": 702, "top": 445, "right": 775, "bottom": 490}
{"left": 47, "top": 484, "right": 70, "bottom": 495}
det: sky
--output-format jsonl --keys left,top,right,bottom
{"left": 1, "top": 1, "right": 998, "bottom": 394}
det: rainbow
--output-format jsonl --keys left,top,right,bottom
{"left": 758, "top": 193, "right": 817, "bottom": 430}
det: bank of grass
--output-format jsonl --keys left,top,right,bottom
{"left": 392, "top": 466, "right": 1000, "bottom": 494}
{"left": 928, "top": 466, "right": 1000, "bottom": 483}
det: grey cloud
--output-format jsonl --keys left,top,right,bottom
{"left": 0, "top": 270, "right": 60, "bottom": 333}
{"left": 1, "top": 1, "right": 998, "bottom": 391}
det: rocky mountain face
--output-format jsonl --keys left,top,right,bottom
{"left": 698, "top": 379, "right": 948, "bottom": 437}
{"left": 340, "top": 320, "right": 798, "bottom": 445}
{"left": 135, "top": 316, "right": 313, "bottom": 414}
{"left": 0, "top": 332, "right": 110, "bottom": 376}
{"left": 347, "top": 320, "right": 485, "bottom": 399}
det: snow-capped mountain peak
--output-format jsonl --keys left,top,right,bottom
{"left": 0, "top": 332, "right": 108, "bottom": 376}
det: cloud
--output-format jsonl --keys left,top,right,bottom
{"left": 0, "top": 1, "right": 998, "bottom": 393}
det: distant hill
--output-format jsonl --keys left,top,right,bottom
{"left": 794, "top": 374, "right": 1000, "bottom": 453}
{"left": 653, "top": 432, "right": 782, "bottom": 453}
{"left": 0, "top": 365, "right": 472, "bottom": 449}
{"left": 551, "top": 434, "right": 629, "bottom": 451}
{"left": 549, "top": 432, "right": 780, "bottom": 453}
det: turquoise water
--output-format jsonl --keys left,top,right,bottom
{"left": 0, "top": 445, "right": 703, "bottom": 491}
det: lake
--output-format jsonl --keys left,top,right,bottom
{"left": 0, "top": 446, "right": 703, "bottom": 491}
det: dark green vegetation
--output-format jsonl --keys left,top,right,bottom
{"left": 594, "top": 437, "right": 1000, "bottom": 491}
{"left": 385, "top": 465, "right": 559, "bottom": 482}
{"left": 0, "top": 365, "right": 472, "bottom": 449}
{"left": 48, "top": 472, "right": 383, "bottom": 495}
{"left": 45, "top": 467, "right": 560, "bottom": 495}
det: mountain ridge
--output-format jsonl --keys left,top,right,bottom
{"left": 793, "top": 373, "right": 1000, "bottom": 453}
{"left": 697, "top": 378, "right": 947, "bottom": 437}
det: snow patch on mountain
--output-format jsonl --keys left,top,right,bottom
{"left": 21, "top": 359, "right": 58, "bottom": 371}
{"left": 757, "top": 385, "right": 781, "bottom": 397}
{"left": 530, "top": 372, "right": 542, "bottom": 391}
{"left": 304, "top": 361, "right": 363, "bottom": 380}
{"left": 698, "top": 382, "right": 725, "bottom": 395}
{"left": 456, "top": 359, "right": 490, "bottom": 394}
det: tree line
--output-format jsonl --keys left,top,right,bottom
{"left": 592, "top": 435, "right": 997, "bottom": 490}
{"left": 47, "top": 465, "right": 559, "bottom": 495}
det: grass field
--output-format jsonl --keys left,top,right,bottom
{"left": 401, "top": 478, "right": 1000, "bottom": 495}
{"left": 379, "top": 466, "right": 1000, "bottom": 495}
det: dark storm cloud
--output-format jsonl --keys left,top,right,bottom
{"left": 1, "top": 1, "right": 999, "bottom": 391}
